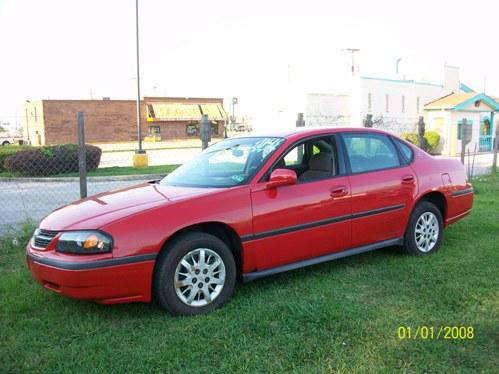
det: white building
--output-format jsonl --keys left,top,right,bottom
{"left": 304, "top": 64, "right": 499, "bottom": 155}
{"left": 306, "top": 65, "right": 465, "bottom": 133}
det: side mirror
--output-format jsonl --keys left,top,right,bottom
{"left": 266, "top": 168, "right": 297, "bottom": 189}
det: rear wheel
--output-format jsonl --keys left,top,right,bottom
{"left": 153, "top": 232, "right": 236, "bottom": 315}
{"left": 403, "top": 201, "right": 443, "bottom": 255}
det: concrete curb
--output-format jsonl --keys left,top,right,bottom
{"left": 0, "top": 174, "right": 166, "bottom": 183}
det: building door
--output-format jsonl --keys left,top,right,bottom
{"left": 479, "top": 115, "right": 493, "bottom": 152}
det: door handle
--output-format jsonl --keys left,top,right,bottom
{"left": 330, "top": 185, "right": 348, "bottom": 198}
{"left": 402, "top": 175, "right": 415, "bottom": 184}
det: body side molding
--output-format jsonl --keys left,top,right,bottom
{"left": 242, "top": 237, "right": 403, "bottom": 282}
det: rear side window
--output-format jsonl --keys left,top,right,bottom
{"left": 343, "top": 133, "right": 400, "bottom": 173}
{"left": 393, "top": 138, "right": 414, "bottom": 164}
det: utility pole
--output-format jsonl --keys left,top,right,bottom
{"left": 342, "top": 48, "right": 361, "bottom": 77}
{"left": 133, "top": 0, "right": 148, "bottom": 167}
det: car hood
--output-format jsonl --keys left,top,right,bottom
{"left": 40, "top": 182, "right": 219, "bottom": 231}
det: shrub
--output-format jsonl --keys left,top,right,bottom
{"left": 0, "top": 145, "right": 32, "bottom": 173}
{"left": 424, "top": 131, "right": 441, "bottom": 153}
{"left": 401, "top": 131, "right": 441, "bottom": 154}
{"left": 4, "top": 144, "right": 102, "bottom": 176}
{"left": 401, "top": 132, "right": 419, "bottom": 146}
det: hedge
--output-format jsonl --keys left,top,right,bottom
{"left": 3, "top": 144, "right": 102, "bottom": 176}
{"left": 0, "top": 145, "right": 32, "bottom": 173}
{"left": 401, "top": 131, "right": 441, "bottom": 154}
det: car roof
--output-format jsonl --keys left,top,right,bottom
{"left": 231, "top": 126, "right": 395, "bottom": 141}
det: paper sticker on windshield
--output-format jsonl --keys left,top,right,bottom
{"left": 231, "top": 175, "right": 245, "bottom": 183}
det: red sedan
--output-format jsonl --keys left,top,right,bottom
{"left": 26, "top": 128, "right": 473, "bottom": 315}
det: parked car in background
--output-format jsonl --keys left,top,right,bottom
{"left": 0, "top": 135, "right": 25, "bottom": 145}
{"left": 26, "top": 128, "right": 473, "bottom": 315}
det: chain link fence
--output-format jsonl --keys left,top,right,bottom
{"left": 0, "top": 117, "right": 228, "bottom": 234}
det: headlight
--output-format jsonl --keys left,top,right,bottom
{"left": 56, "top": 231, "right": 113, "bottom": 254}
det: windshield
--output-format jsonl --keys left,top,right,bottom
{"left": 160, "top": 137, "right": 285, "bottom": 188}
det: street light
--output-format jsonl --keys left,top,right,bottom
{"left": 133, "top": 0, "right": 148, "bottom": 167}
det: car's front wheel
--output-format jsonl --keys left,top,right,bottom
{"left": 153, "top": 232, "right": 236, "bottom": 315}
{"left": 403, "top": 201, "right": 443, "bottom": 255}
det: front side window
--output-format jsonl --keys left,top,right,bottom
{"left": 271, "top": 136, "right": 338, "bottom": 183}
{"left": 161, "top": 137, "right": 284, "bottom": 187}
{"left": 343, "top": 133, "right": 400, "bottom": 173}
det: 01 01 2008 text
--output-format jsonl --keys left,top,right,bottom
{"left": 396, "top": 326, "right": 474, "bottom": 340}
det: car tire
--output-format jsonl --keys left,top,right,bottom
{"left": 403, "top": 201, "right": 443, "bottom": 255}
{"left": 153, "top": 232, "right": 236, "bottom": 316}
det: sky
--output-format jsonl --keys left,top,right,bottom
{"left": 1, "top": 0, "right": 498, "bottom": 131}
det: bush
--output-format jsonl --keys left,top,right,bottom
{"left": 0, "top": 145, "right": 32, "bottom": 173}
{"left": 425, "top": 131, "right": 441, "bottom": 153}
{"left": 401, "top": 132, "right": 419, "bottom": 146}
{"left": 3, "top": 144, "right": 102, "bottom": 176}
{"left": 401, "top": 131, "right": 441, "bottom": 154}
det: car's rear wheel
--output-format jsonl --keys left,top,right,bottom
{"left": 153, "top": 232, "right": 236, "bottom": 315}
{"left": 403, "top": 201, "right": 443, "bottom": 255}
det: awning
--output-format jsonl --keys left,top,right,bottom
{"left": 147, "top": 103, "right": 228, "bottom": 121}
{"left": 147, "top": 103, "right": 202, "bottom": 121}
{"left": 200, "top": 104, "right": 228, "bottom": 121}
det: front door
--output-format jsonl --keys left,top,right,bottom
{"left": 250, "top": 135, "right": 352, "bottom": 271}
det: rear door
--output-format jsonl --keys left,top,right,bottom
{"left": 340, "top": 132, "right": 417, "bottom": 248}
{"left": 248, "top": 135, "right": 352, "bottom": 270}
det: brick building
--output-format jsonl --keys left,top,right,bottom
{"left": 22, "top": 97, "right": 227, "bottom": 145}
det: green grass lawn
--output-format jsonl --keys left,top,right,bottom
{"left": 1, "top": 176, "right": 498, "bottom": 373}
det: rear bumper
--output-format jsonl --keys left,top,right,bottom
{"left": 26, "top": 248, "right": 157, "bottom": 304}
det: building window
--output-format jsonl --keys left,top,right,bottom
{"left": 401, "top": 95, "right": 405, "bottom": 113}
{"left": 186, "top": 123, "right": 199, "bottom": 136}
{"left": 367, "top": 93, "right": 372, "bottom": 112}
{"left": 187, "top": 122, "right": 219, "bottom": 136}
{"left": 385, "top": 94, "right": 390, "bottom": 113}
{"left": 148, "top": 126, "right": 160, "bottom": 135}
{"left": 34, "top": 107, "right": 37, "bottom": 123}
{"left": 416, "top": 97, "right": 420, "bottom": 113}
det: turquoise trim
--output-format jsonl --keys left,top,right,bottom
{"left": 413, "top": 81, "right": 444, "bottom": 88}
{"left": 453, "top": 93, "right": 499, "bottom": 111}
{"left": 360, "top": 76, "right": 443, "bottom": 87}
{"left": 460, "top": 83, "right": 474, "bottom": 93}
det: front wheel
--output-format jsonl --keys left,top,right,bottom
{"left": 153, "top": 232, "right": 236, "bottom": 316}
{"left": 403, "top": 201, "right": 443, "bottom": 255}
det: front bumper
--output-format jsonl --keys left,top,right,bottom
{"left": 26, "top": 244, "right": 157, "bottom": 304}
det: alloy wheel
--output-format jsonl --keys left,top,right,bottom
{"left": 414, "top": 212, "right": 439, "bottom": 253}
{"left": 174, "top": 248, "right": 226, "bottom": 307}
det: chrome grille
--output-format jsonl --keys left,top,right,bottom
{"left": 33, "top": 229, "right": 59, "bottom": 249}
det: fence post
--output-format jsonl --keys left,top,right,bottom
{"left": 460, "top": 119, "right": 472, "bottom": 164}
{"left": 77, "top": 112, "right": 87, "bottom": 199}
{"left": 493, "top": 124, "right": 499, "bottom": 174}
{"left": 200, "top": 114, "right": 211, "bottom": 150}
{"left": 296, "top": 113, "right": 305, "bottom": 127}
{"left": 417, "top": 116, "right": 427, "bottom": 152}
